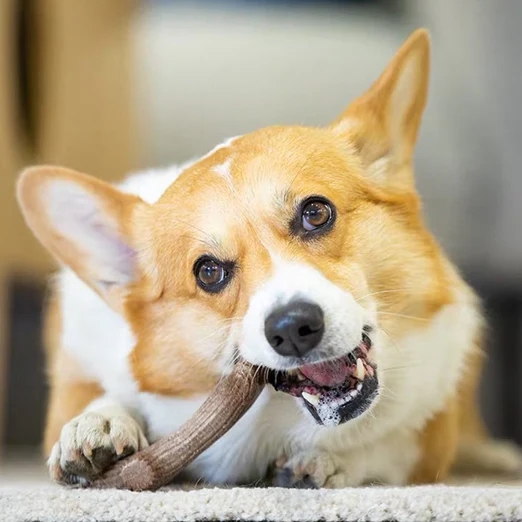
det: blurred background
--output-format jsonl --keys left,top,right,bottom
{"left": 0, "top": 0, "right": 521, "bottom": 477}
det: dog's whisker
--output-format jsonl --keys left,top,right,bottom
{"left": 191, "top": 317, "right": 243, "bottom": 349}
{"left": 377, "top": 311, "right": 429, "bottom": 322}
{"left": 184, "top": 346, "right": 227, "bottom": 372}
{"left": 192, "top": 326, "right": 233, "bottom": 348}
{"left": 378, "top": 384, "right": 403, "bottom": 401}
{"left": 356, "top": 288, "right": 416, "bottom": 303}
{"left": 173, "top": 217, "right": 220, "bottom": 245}
{"left": 381, "top": 362, "right": 425, "bottom": 372}
{"left": 375, "top": 324, "right": 403, "bottom": 354}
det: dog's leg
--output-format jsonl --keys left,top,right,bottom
{"left": 44, "top": 377, "right": 103, "bottom": 455}
{"left": 47, "top": 394, "right": 149, "bottom": 485}
{"left": 453, "top": 348, "right": 522, "bottom": 476}
{"left": 45, "top": 353, "right": 148, "bottom": 486}
{"left": 43, "top": 293, "right": 149, "bottom": 485}
{"left": 409, "top": 399, "right": 460, "bottom": 484}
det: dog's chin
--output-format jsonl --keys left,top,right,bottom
{"left": 268, "top": 334, "right": 378, "bottom": 427}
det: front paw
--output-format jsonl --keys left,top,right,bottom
{"left": 48, "top": 412, "right": 148, "bottom": 485}
{"left": 270, "top": 451, "right": 337, "bottom": 488}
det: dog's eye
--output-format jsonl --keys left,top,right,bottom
{"left": 193, "top": 256, "right": 232, "bottom": 293}
{"left": 301, "top": 197, "right": 334, "bottom": 232}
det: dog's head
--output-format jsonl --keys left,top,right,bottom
{"left": 18, "top": 30, "right": 451, "bottom": 426}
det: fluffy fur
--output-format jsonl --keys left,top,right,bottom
{"left": 17, "top": 29, "right": 521, "bottom": 487}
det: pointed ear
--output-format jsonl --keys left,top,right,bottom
{"left": 17, "top": 166, "right": 147, "bottom": 311}
{"left": 330, "top": 29, "right": 430, "bottom": 189}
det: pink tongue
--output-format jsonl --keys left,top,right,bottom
{"left": 300, "top": 358, "right": 352, "bottom": 387}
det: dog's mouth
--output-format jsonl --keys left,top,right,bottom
{"left": 268, "top": 333, "right": 378, "bottom": 427}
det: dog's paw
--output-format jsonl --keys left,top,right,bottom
{"left": 271, "top": 451, "right": 338, "bottom": 488}
{"left": 48, "top": 412, "right": 148, "bottom": 485}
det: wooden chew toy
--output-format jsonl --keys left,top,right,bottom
{"left": 92, "top": 360, "right": 264, "bottom": 491}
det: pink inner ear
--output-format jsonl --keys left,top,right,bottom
{"left": 45, "top": 180, "right": 137, "bottom": 286}
{"left": 90, "top": 220, "right": 137, "bottom": 287}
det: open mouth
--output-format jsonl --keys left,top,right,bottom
{"left": 268, "top": 332, "right": 378, "bottom": 427}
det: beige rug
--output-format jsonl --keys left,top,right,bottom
{"left": 2, "top": 482, "right": 522, "bottom": 522}
{"left": 1, "top": 455, "right": 521, "bottom": 521}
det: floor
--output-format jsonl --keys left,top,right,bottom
{"left": 1, "top": 449, "right": 522, "bottom": 490}
{"left": 0, "top": 449, "right": 48, "bottom": 488}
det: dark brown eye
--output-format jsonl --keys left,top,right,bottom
{"left": 198, "top": 259, "right": 223, "bottom": 285}
{"left": 193, "top": 256, "right": 233, "bottom": 293}
{"left": 302, "top": 199, "right": 333, "bottom": 231}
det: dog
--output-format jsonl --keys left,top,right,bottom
{"left": 17, "top": 29, "right": 521, "bottom": 487}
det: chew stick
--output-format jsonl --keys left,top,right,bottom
{"left": 92, "top": 360, "right": 264, "bottom": 491}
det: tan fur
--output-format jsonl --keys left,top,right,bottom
{"left": 457, "top": 345, "right": 489, "bottom": 443}
{"left": 44, "top": 376, "right": 103, "bottom": 455}
{"left": 409, "top": 398, "right": 460, "bottom": 484}
{"left": 18, "top": 29, "right": 516, "bottom": 482}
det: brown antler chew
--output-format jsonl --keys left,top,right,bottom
{"left": 92, "top": 360, "right": 264, "bottom": 491}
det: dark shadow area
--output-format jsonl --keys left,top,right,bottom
{"left": 5, "top": 279, "right": 47, "bottom": 448}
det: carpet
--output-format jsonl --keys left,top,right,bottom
{"left": 2, "top": 482, "right": 522, "bottom": 522}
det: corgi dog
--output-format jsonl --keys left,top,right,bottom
{"left": 17, "top": 29, "right": 521, "bottom": 487}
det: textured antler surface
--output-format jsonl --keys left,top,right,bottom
{"left": 92, "top": 360, "right": 264, "bottom": 491}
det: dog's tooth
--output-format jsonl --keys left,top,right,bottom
{"left": 354, "top": 358, "right": 366, "bottom": 380}
{"left": 297, "top": 373, "right": 306, "bottom": 381}
{"left": 356, "top": 382, "right": 363, "bottom": 391}
{"left": 350, "top": 389, "right": 358, "bottom": 398}
{"left": 302, "top": 391, "right": 320, "bottom": 407}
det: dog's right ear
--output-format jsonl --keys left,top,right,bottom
{"left": 17, "top": 166, "right": 148, "bottom": 312}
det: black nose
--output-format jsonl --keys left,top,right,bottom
{"left": 265, "top": 301, "right": 324, "bottom": 357}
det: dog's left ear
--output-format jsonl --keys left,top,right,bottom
{"left": 331, "top": 29, "right": 430, "bottom": 190}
